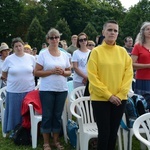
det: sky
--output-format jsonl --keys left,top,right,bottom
{"left": 120, "top": 0, "right": 140, "bottom": 9}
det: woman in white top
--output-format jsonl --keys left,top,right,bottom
{"left": 34, "top": 28, "right": 71, "bottom": 150}
{"left": 72, "top": 32, "right": 90, "bottom": 88}
{"left": 2, "top": 37, "right": 35, "bottom": 135}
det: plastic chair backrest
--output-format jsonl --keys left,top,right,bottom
{"left": 133, "top": 113, "right": 150, "bottom": 149}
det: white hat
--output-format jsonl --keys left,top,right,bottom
{"left": 0, "top": 45, "right": 10, "bottom": 52}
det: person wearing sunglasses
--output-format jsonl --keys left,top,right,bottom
{"left": 87, "top": 20, "right": 133, "bottom": 150}
{"left": 34, "top": 28, "right": 71, "bottom": 150}
{"left": 71, "top": 32, "right": 90, "bottom": 88}
{"left": 87, "top": 40, "right": 96, "bottom": 50}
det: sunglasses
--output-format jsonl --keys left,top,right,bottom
{"left": 88, "top": 44, "right": 95, "bottom": 47}
{"left": 79, "top": 38, "right": 87, "bottom": 42}
{"left": 48, "top": 36, "right": 59, "bottom": 40}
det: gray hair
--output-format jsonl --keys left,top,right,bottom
{"left": 46, "top": 28, "right": 61, "bottom": 39}
{"left": 135, "top": 21, "right": 150, "bottom": 45}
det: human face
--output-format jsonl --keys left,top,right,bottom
{"left": 13, "top": 42, "right": 24, "bottom": 53}
{"left": 78, "top": 35, "right": 87, "bottom": 47}
{"left": 102, "top": 23, "right": 118, "bottom": 45}
{"left": 24, "top": 47, "right": 32, "bottom": 54}
{"left": 87, "top": 43, "right": 95, "bottom": 50}
{"left": 72, "top": 37, "right": 77, "bottom": 45}
{"left": 47, "top": 35, "right": 60, "bottom": 46}
{"left": 144, "top": 25, "right": 150, "bottom": 39}
{"left": 1, "top": 49, "right": 10, "bottom": 58}
{"left": 125, "top": 38, "right": 133, "bottom": 48}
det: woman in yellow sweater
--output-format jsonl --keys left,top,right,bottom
{"left": 87, "top": 20, "right": 133, "bottom": 150}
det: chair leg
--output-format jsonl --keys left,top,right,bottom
{"left": 61, "top": 106, "right": 68, "bottom": 143}
{"left": 129, "top": 131, "right": 134, "bottom": 150}
{"left": 117, "top": 127, "right": 122, "bottom": 150}
{"left": 31, "top": 121, "right": 38, "bottom": 148}
{"left": 80, "top": 135, "right": 89, "bottom": 150}
{"left": 123, "top": 129, "right": 128, "bottom": 150}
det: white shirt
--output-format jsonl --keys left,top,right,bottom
{"left": 2, "top": 53, "right": 35, "bottom": 93}
{"left": 71, "top": 49, "right": 90, "bottom": 83}
{"left": 37, "top": 49, "right": 71, "bottom": 91}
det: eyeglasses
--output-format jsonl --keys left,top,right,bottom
{"left": 48, "top": 36, "right": 59, "bottom": 40}
{"left": 79, "top": 38, "right": 87, "bottom": 42}
{"left": 88, "top": 44, "right": 95, "bottom": 47}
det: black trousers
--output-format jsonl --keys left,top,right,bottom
{"left": 92, "top": 100, "right": 126, "bottom": 150}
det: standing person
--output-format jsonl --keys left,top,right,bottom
{"left": 0, "top": 43, "right": 11, "bottom": 88}
{"left": 87, "top": 20, "right": 133, "bottom": 150}
{"left": 124, "top": 36, "right": 133, "bottom": 55}
{"left": 2, "top": 37, "right": 35, "bottom": 135}
{"left": 72, "top": 32, "right": 90, "bottom": 88}
{"left": 67, "top": 35, "right": 78, "bottom": 55}
{"left": 131, "top": 22, "right": 150, "bottom": 95}
{"left": 34, "top": 28, "right": 71, "bottom": 150}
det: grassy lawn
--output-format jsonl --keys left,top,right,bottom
{"left": 0, "top": 122, "right": 145, "bottom": 150}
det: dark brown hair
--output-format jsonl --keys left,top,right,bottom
{"left": 11, "top": 37, "right": 24, "bottom": 48}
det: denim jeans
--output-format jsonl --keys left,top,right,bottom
{"left": 40, "top": 91, "right": 67, "bottom": 133}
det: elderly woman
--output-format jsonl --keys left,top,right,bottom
{"left": 34, "top": 28, "right": 71, "bottom": 150}
{"left": 2, "top": 37, "right": 35, "bottom": 136}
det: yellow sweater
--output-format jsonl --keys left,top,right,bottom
{"left": 87, "top": 42, "right": 133, "bottom": 101}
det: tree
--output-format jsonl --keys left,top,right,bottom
{"left": 83, "top": 22, "right": 98, "bottom": 41}
{"left": 0, "top": 0, "right": 23, "bottom": 45}
{"left": 26, "top": 17, "right": 46, "bottom": 53}
{"left": 57, "top": 0, "right": 92, "bottom": 34}
{"left": 121, "top": 0, "right": 150, "bottom": 44}
{"left": 55, "top": 18, "right": 72, "bottom": 44}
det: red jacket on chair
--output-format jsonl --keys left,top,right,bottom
{"left": 21, "top": 90, "right": 42, "bottom": 128}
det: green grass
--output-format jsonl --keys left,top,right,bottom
{"left": 0, "top": 122, "right": 146, "bottom": 150}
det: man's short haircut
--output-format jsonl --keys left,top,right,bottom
{"left": 124, "top": 36, "right": 133, "bottom": 42}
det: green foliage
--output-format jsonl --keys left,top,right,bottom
{"left": 0, "top": 0, "right": 23, "bottom": 46}
{"left": 83, "top": 22, "right": 98, "bottom": 41}
{"left": 55, "top": 18, "right": 72, "bottom": 44}
{"left": 121, "top": 0, "right": 150, "bottom": 44}
{"left": 26, "top": 17, "right": 46, "bottom": 53}
{"left": 0, "top": 0, "right": 149, "bottom": 46}
{"left": 57, "top": 0, "right": 92, "bottom": 34}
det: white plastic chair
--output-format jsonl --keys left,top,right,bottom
{"left": 121, "top": 113, "right": 146, "bottom": 150}
{"left": 0, "top": 86, "right": 6, "bottom": 137}
{"left": 63, "top": 80, "right": 74, "bottom": 144}
{"left": 68, "top": 86, "right": 85, "bottom": 120}
{"left": 70, "top": 96, "right": 122, "bottom": 150}
{"left": 133, "top": 113, "right": 150, "bottom": 150}
{"left": 28, "top": 104, "right": 42, "bottom": 149}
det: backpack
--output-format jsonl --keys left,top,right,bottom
{"left": 132, "top": 94, "right": 148, "bottom": 116}
{"left": 13, "top": 124, "right": 31, "bottom": 145}
{"left": 67, "top": 119, "right": 78, "bottom": 148}
{"left": 125, "top": 94, "right": 148, "bottom": 128}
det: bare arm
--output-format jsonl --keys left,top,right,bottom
{"left": 131, "top": 55, "right": 150, "bottom": 70}
{"left": 2, "top": 72, "right": 7, "bottom": 81}
{"left": 73, "top": 62, "right": 87, "bottom": 78}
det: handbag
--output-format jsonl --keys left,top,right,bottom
{"left": 67, "top": 119, "right": 78, "bottom": 148}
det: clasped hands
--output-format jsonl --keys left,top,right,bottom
{"left": 52, "top": 66, "right": 64, "bottom": 75}
{"left": 109, "top": 95, "right": 121, "bottom": 106}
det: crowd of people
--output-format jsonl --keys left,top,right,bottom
{"left": 0, "top": 20, "right": 150, "bottom": 150}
